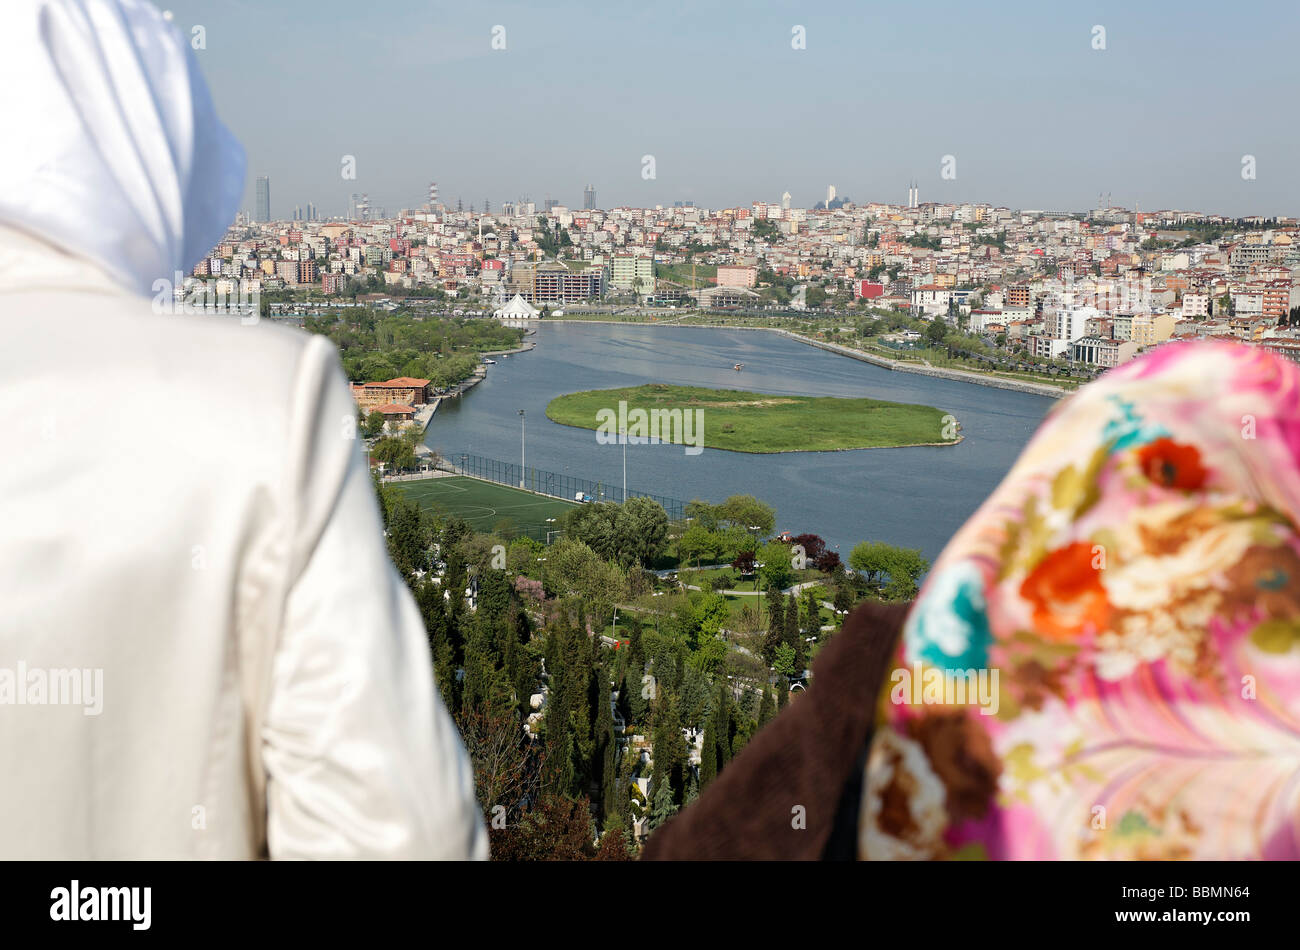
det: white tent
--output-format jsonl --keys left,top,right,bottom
{"left": 493, "top": 293, "right": 540, "bottom": 320}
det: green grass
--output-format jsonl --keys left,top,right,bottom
{"left": 655, "top": 262, "right": 717, "bottom": 288}
{"left": 545, "top": 383, "right": 958, "bottom": 453}
{"left": 394, "top": 476, "right": 575, "bottom": 538}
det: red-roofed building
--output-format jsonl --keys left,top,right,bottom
{"left": 351, "top": 377, "right": 432, "bottom": 410}
{"left": 370, "top": 403, "right": 415, "bottom": 421}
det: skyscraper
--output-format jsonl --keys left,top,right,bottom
{"left": 255, "top": 176, "right": 270, "bottom": 222}
{"left": 826, "top": 184, "right": 836, "bottom": 207}
{"left": 583, "top": 184, "right": 595, "bottom": 210}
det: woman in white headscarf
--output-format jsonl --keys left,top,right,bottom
{"left": 0, "top": 0, "right": 486, "bottom": 859}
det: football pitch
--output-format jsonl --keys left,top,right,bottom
{"left": 393, "top": 475, "right": 576, "bottom": 538}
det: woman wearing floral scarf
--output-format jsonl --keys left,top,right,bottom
{"left": 645, "top": 340, "right": 1300, "bottom": 860}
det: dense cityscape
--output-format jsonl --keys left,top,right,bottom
{"left": 194, "top": 181, "right": 1300, "bottom": 373}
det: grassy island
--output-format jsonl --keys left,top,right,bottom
{"left": 545, "top": 384, "right": 959, "bottom": 453}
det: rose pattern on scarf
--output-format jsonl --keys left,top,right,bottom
{"left": 860, "top": 341, "right": 1300, "bottom": 860}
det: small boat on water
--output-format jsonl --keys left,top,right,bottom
{"left": 483, "top": 358, "right": 497, "bottom": 365}
{"left": 733, "top": 362, "right": 745, "bottom": 371}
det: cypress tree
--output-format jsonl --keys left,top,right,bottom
{"left": 444, "top": 551, "right": 467, "bottom": 665}
{"left": 715, "top": 682, "right": 734, "bottom": 769}
{"left": 803, "top": 589, "right": 819, "bottom": 636}
{"left": 699, "top": 711, "right": 718, "bottom": 789}
{"left": 649, "top": 694, "right": 687, "bottom": 807}
{"left": 784, "top": 592, "right": 800, "bottom": 649}
{"left": 757, "top": 686, "right": 775, "bottom": 730}
{"left": 788, "top": 592, "right": 808, "bottom": 671}
{"left": 649, "top": 776, "right": 677, "bottom": 831}
{"left": 762, "top": 593, "right": 784, "bottom": 664}
{"left": 597, "top": 666, "right": 619, "bottom": 824}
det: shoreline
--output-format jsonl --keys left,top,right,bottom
{"left": 543, "top": 318, "right": 1069, "bottom": 399}
{"left": 544, "top": 383, "right": 965, "bottom": 453}
{"left": 543, "top": 416, "right": 967, "bottom": 454}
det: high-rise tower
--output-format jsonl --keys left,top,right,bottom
{"left": 255, "top": 176, "right": 270, "bottom": 222}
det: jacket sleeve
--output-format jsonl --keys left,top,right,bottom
{"left": 640, "top": 600, "right": 909, "bottom": 860}
{"left": 259, "top": 335, "right": 487, "bottom": 859}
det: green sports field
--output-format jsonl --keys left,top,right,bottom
{"left": 393, "top": 476, "right": 576, "bottom": 539}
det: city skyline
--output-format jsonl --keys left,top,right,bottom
{"left": 162, "top": 0, "right": 1299, "bottom": 220}
{"left": 238, "top": 172, "right": 1293, "bottom": 224}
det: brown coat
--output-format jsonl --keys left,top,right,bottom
{"left": 641, "top": 601, "right": 909, "bottom": 860}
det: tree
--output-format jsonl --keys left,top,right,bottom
{"left": 596, "top": 667, "right": 619, "bottom": 825}
{"left": 683, "top": 499, "right": 719, "bottom": 531}
{"left": 814, "top": 549, "right": 842, "bottom": 574}
{"left": 560, "top": 502, "right": 620, "bottom": 562}
{"left": 456, "top": 707, "right": 537, "bottom": 822}
{"left": 757, "top": 540, "right": 794, "bottom": 593}
{"left": 762, "top": 593, "right": 784, "bottom": 663}
{"left": 784, "top": 591, "right": 804, "bottom": 669}
{"left": 790, "top": 533, "right": 826, "bottom": 566}
{"left": 385, "top": 496, "right": 429, "bottom": 575}
{"left": 362, "top": 409, "right": 387, "bottom": 438}
{"left": 594, "top": 814, "right": 633, "bottom": 860}
{"left": 731, "top": 549, "right": 757, "bottom": 577}
{"left": 649, "top": 694, "right": 687, "bottom": 811}
{"left": 649, "top": 776, "right": 677, "bottom": 831}
{"left": 715, "top": 495, "right": 776, "bottom": 535}
{"left": 692, "top": 591, "right": 729, "bottom": 642}
{"left": 757, "top": 687, "right": 775, "bottom": 730}
{"left": 699, "top": 711, "right": 719, "bottom": 789}
{"left": 615, "top": 496, "right": 669, "bottom": 566}
{"left": 544, "top": 539, "right": 627, "bottom": 620}
{"left": 371, "top": 434, "right": 416, "bottom": 471}
{"left": 772, "top": 643, "right": 797, "bottom": 678}
{"left": 677, "top": 523, "right": 720, "bottom": 567}
{"left": 490, "top": 794, "right": 597, "bottom": 861}
{"left": 848, "top": 540, "right": 930, "bottom": 601}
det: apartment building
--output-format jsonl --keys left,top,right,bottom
{"left": 1181, "top": 292, "right": 1209, "bottom": 318}
{"left": 610, "top": 254, "right": 655, "bottom": 293}
{"left": 1072, "top": 336, "right": 1139, "bottom": 368}
{"left": 910, "top": 284, "right": 952, "bottom": 317}
{"left": 516, "top": 263, "right": 606, "bottom": 304}
{"left": 715, "top": 265, "right": 758, "bottom": 288}
{"left": 1130, "top": 312, "right": 1176, "bottom": 346}
{"left": 1043, "top": 305, "right": 1098, "bottom": 343}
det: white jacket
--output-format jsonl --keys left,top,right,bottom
{"left": 0, "top": 224, "right": 488, "bottom": 859}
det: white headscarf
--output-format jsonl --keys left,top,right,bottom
{"left": 0, "top": 0, "right": 245, "bottom": 296}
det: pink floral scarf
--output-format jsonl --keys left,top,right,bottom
{"left": 861, "top": 340, "right": 1300, "bottom": 859}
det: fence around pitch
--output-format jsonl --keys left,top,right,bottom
{"left": 448, "top": 452, "right": 687, "bottom": 522}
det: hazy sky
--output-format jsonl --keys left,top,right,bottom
{"left": 163, "top": 0, "right": 1299, "bottom": 219}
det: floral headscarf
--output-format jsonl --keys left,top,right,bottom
{"left": 861, "top": 341, "right": 1300, "bottom": 860}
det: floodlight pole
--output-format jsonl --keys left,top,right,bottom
{"left": 518, "top": 409, "right": 526, "bottom": 488}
